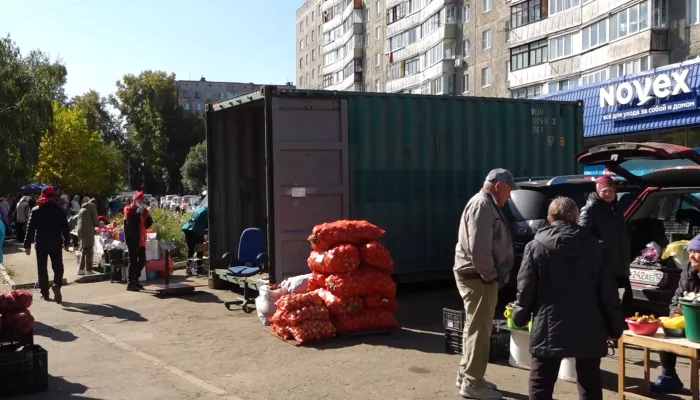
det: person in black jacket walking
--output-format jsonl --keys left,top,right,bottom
{"left": 579, "top": 175, "right": 632, "bottom": 316}
{"left": 651, "top": 235, "right": 700, "bottom": 393}
{"left": 23, "top": 186, "right": 70, "bottom": 303}
{"left": 513, "top": 196, "right": 625, "bottom": 400}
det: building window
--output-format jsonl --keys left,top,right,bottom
{"left": 511, "top": 84, "right": 542, "bottom": 98}
{"left": 462, "top": 74, "right": 469, "bottom": 93}
{"left": 464, "top": 4, "right": 471, "bottom": 21}
{"left": 690, "top": 0, "right": 700, "bottom": 25}
{"left": 609, "top": 56, "right": 649, "bottom": 79}
{"left": 182, "top": 90, "right": 189, "bottom": 98}
{"left": 195, "top": 103, "right": 202, "bottom": 111}
{"left": 483, "top": 0, "right": 492, "bottom": 12}
{"left": 481, "top": 66, "right": 492, "bottom": 87}
{"left": 218, "top": 92, "right": 225, "bottom": 100}
{"left": 549, "top": 33, "right": 573, "bottom": 60}
{"left": 299, "top": 58, "right": 303, "bottom": 69}
{"left": 482, "top": 29, "right": 492, "bottom": 50}
{"left": 548, "top": 78, "right": 577, "bottom": 93}
{"left": 429, "top": 78, "right": 443, "bottom": 94}
{"left": 300, "top": 40, "right": 304, "bottom": 50}
{"left": 505, "top": 20, "right": 511, "bottom": 41}
{"left": 376, "top": 27, "right": 380, "bottom": 40}
{"left": 511, "top": 0, "right": 544, "bottom": 29}
{"left": 312, "top": 69, "right": 315, "bottom": 79}
{"left": 510, "top": 39, "right": 548, "bottom": 71}
{"left": 653, "top": 0, "right": 667, "bottom": 27}
{"left": 463, "top": 39, "right": 470, "bottom": 57}
{"left": 610, "top": 1, "right": 649, "bottom": 41}
{"left": 323, "top": 74, "right": 334, "bottom": 88}
{"left": 312, "top": 49, "right": 315, "bottom": 61}
{"left": 376, "top": 0, "right": 381, "bottom": 13}
{"left": 206, "top": 91, "right": 212, "bottom": 99}
{"left": 312, "top": 30, "right": 315, "bottom": 41}
{"left": 227, "top": 91, "right": 234, "bottom": 98}
{"left": 184, "top": 103, "right": 190, "bottom": 111}
{"left": 194, "top": 91, "right": 201, "bottom": 99}
{"left": 446, "top": 6, "right": 457, "bottom": 23}
{"left": 423, "top": 43, "right": 444, "bottom": 67}
{"left": 406, "top": 56, "right": 420, "bottom": 75}
{"left": 389, "top": 33, "right": 405, "bottom": 51}
{"left": 579, "top": 68, "right": 608, "bottom": 85}
{"left": 506, "top": 61, "right": 510, "bottom": 81}
{"left": 387, "top": 3, "right": 407, "bottom": 24}
{"left": 376, "top": 52, "right": 381, "bottom": 66}
{"left": 582, "top": 19, "right": 608, "bottom": 50}
{"left": 549, "top": 0, "right": 580, "bottom": 15}
{"left": 375, "top": 79, "right": 380, "bottom": 91}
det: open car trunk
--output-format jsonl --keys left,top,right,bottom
{"left": 577, "top": 142, "right": 700, "bottom": 305}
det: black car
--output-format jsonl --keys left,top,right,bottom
{"left": 502, "top": 174, "right": 640, "bottom": 288}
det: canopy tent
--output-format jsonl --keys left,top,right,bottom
{"left": 17, "top": 182, "right": 50, "bottom": 193}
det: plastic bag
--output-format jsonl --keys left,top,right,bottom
{"left": 325, "top": 268, "right": 396, "bottom": 298}
{"left": 359, "top": 242, "right": 394, "bottom": 273}
{"left": 255, "top": 284, "right": 288, "bottom": 325}
{"left": 281, "top": 274, "right": 312, "bottom": 294}
{"left": 332, "top": 310, "right": 400, "bottom": 333}
{"left": 641, "top": 241, "right": 663, "bottom": 262}
{"left": 662, "top": 240, "right": 690, "bottom": 268}
{"left": 308, "top": 220, "right": 385, "bottom": 252}
{"left": 316, "top": 288, "right": 364, "bottom": 316}
{"left": 308, "top": 273, "right": 327, "bottom": 291}
{"left": 307, "top": 244, "right": 360, "bottom": 274}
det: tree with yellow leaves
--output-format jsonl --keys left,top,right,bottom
{"left": 34, "top": 101, "right": 123, "bottom": 196}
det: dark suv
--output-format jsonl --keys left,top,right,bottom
{"left": 503, "top": 175, "right": 640, "bottom": 288}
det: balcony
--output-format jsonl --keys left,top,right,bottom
{"left": 323, "top": 47, "right": 363, "bottom": 75}
{"left": 324, "top": 20, "right": 362, "bottom": 53}
{"left": 387, "top": 0, "right": 451, "bottom": 37}
{"left": 510, "top": 7, "right": 581, "bottom": 48}
{"left": 326, "top": 70, "right": 362, "bottom": 91}
{"left": 386, "top": 59, "right": 454, "bottom": 92}
{"left": 389, "top": 24, "right": 457, "bottom": 62}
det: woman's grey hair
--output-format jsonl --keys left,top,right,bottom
{"left": 548, "top": 196, "right": 579, "bottom": 223}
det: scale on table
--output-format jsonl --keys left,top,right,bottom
{"left": 142, "top": 241, "right": 201, "bottom": 296}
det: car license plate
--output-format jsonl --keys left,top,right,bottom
{"left": 629, "top": 268, "right": 666, "bottom": 286}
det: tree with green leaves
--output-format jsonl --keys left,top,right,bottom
{"left": 0, "top": 35, "right": 67, "bottom": 192}
{"left": 111, "top": 71, "right": 204, "bottom": 193}
{"left": 71, "top": 90, "right": 123, "bottom": 147}
{"left": 34, "top": 102, "right": 123, "bottom": 197}
{"left": 181, "top": 141, "right": 207, "bottom": 193}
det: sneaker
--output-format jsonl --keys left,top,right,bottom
{"left": 460, "top": 382, "right": 503, "bottom": 400}
{"left": 651, "top": 374, "right": 684, "bottom": 394}
{"left": 77, "top": 269, "right": 87, "bottom": 276}
{"left": 456, "top": 375, "right": 497, "bottom": 390}
{"left": 51, "top": 286, "right": 62, "bottom": 304}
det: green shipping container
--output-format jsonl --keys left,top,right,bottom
{"left": 206, "top": 87, "right": 583, "bottom": 284}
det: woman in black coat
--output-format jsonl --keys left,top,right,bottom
{"left": 513, "top": 196, "right": 625, "bottom": 400}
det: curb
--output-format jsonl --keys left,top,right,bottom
{"left": 0, "top": 263, "right": 16, "bottom": 290}
{"left": 9, "top": 261, "right": 188, "bottom": 289}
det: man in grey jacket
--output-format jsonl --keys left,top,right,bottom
{"left": 454, "top": 168, "right": 517, "bottom": 400}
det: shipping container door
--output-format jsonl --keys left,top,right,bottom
{"left": 269, "top": 97, "right": 349, "bottom": 283}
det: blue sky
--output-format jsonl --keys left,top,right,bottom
{"left": 0, "top": 0, "right": 298, "bottom": 98}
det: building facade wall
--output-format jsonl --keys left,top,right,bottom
{"left": 297, "top": 0, "right": 324, "bottom": 89}
{"left": 176, "top": 80, "right": 295, "bottom": 114}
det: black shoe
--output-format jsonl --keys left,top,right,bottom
{"left": 41, "top": 292, "right": 51, "bottom": 301}
{"left": 133, "top": 281, "right": 144, "bottom": 289}
{"left": 51, "top": 286, "right": 62, "bottom": 304}
{"left": 126, "top": 284, "right": 141, "bottom": 292}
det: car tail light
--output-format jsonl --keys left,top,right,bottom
{"left": 513, "top": 219, "right": 548, "bottom": 236}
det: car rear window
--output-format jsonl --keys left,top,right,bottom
{"left": 504, "top": 189, "right": 550, "bottom": 222}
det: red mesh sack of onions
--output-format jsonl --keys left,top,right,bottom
{"left": 308, "top": 273, "right": 327, "bottom": 291}
{"left": 363, "top": 294, "right": 399, "bottom": 312}
{"left": 358, "top": 241, "right": 394, "bottom": 273}
{"left": 325, "top": 267, "right": 396, "bottom": 298}
{"left": 307, "top": 244, "right": 360, "bottom": 274}
{"left": 316, "top": 288, "right": 364, "bottom": 316}
{"left": 273, "top": 324, "right": 293, "bottom": 340}
{"left": 270, "top": 305, "right": 330, "bottom": 326}
{"left": 275, "top": 292, "right": 324, "bottom": 312}
{"left": 332, "top": 310, "right": 400, "bottom": 333}
{"left": 307, "top": 220, "right": 385, "bottom": 252}
{"left": 287, "top": 320, "right": 337, "bottom": 343}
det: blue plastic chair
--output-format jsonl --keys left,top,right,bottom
{"left": 222, "top": 228, "right": 268, "bottom": 313}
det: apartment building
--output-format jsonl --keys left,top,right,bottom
{"left": 176, "top": 78, "right": 295, "bottom": 114}
{"left": 297, "top": 0, "right": 324, "bottom": 89}
{"left": 507, "top": 0, "right": 700, "bottom": 99}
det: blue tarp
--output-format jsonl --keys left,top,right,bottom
{"left": 537, "top": 59, "right": 700, "bottom": 138}
{"left": 17, "top": 182, "right": 50, "bottom": 193}
{"left": 583, "top": 148, "right": 700, "bottom": 175}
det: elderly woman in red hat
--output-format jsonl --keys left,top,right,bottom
{"left": 579, "top": 175, "right": 632, "bottom": 316}
{"left": 123, "top": 191, "right": 153, "bottom": 291}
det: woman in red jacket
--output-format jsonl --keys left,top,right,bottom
{"left": 123, "top": 191, "right": 153, "bottom": 291}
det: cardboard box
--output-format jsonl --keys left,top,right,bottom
{"left": 145, "top": 240, "right": 160, "bottom": 261}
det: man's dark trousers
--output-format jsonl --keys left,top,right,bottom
{"left": 128, "top": 246, "right": 146, "bottom": 283}
{"left": 36, "top": 247, "right": 64, "bottom": 296}
{"left": 530, "top": 356, "right": 603, "bottom": 400}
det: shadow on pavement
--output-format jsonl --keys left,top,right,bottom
{"left": 600, "top": 369, "right": 688, "bottom": 399}
{"left": 33, "top": 321, "right": 78, "bottom": 342}
{"left": 17, "top": 375, "right": 99, "bottom": 399}
{"left": 60, "top": 302, "right": 147, "bottom": 322}
{"left": 1, "top": 239, "right": 25, "bottom": 255}
{"left": 164, "top": 291, "right": 223, "bottom": 304}
{"left": 499, "top": 390, "right": 529, "bottom": 400}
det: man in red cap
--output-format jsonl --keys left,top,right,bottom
{"left": 123, "top": 191, "right": 153, "bottom": 291}
{"left": 23, "top": 186, "right": 70, "bottom": 303}
{"left": 579, "top": 175, "right": 632, "bottom": 316}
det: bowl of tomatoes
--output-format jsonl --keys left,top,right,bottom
{"left": 625, "top": 313, "right": 661, "bottom": 336}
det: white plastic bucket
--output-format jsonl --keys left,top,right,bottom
{"left": 508, "top": 329, "right": 532, "bottom": 369}
{"left": 558, "top": 358, "right": 577, "bottom": 382}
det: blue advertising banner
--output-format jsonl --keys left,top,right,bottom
{"left": 602, "top": 99, "right": 698, "bottom": 121}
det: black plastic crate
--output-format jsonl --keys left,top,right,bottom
{"left": 443, "top": 308, "right": 466, "bottom": 331}
{"left": 0, "top": 344, "right": 48, "bottom": 397}
{"left": 444, "top": 327, "right": 510, "bottom": 362}
{"left": 0, "top": 330, "right": 34, "bottom": 353}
